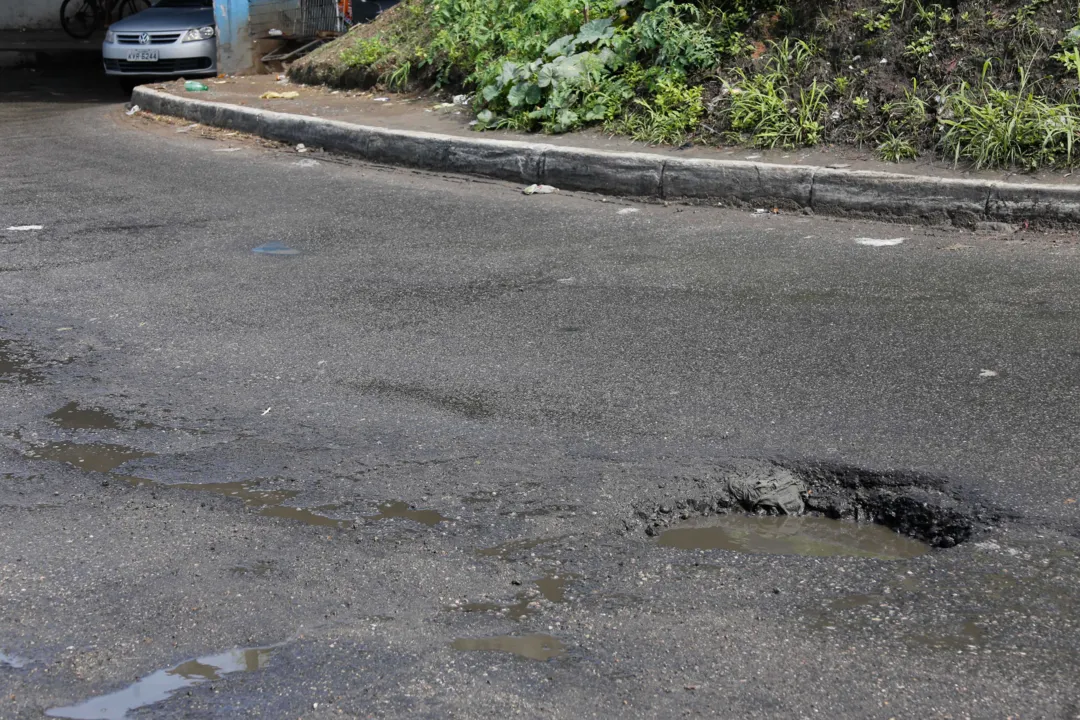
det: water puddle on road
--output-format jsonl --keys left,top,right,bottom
{"left": 0, "top": 339, "right": 43, "bottom": 384}
{"left": 114, "top": 476, "right": 350, "bottom": 529}
{"left": 25, "top": 442, "right": 154, "bottom": 473}
{"left": 46, "top": 402, "right": 156, "bottom": 431}
{"left": 451, "top": 634, "right": 565, "bottom": 661}
{"left": 47, "top": 402, "right": 122, "bottom": 430}
{"left": 658, "top": 515, "right": 930, "bottom": 560}
{"left": 0, "top": 650, "right": 28, "bottom": 668}
{"left": 477, "top": 536, "right": 567, "bottom": 560}
{"left": 456, "top": 574, "right": 573, "bottom": 620}
{"left": 362, "top": 501, "right": 449, "bottom": 527}
{"left": 46, "top": 646, "right": 274, "bottom": 720}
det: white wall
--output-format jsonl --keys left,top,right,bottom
{"left": 1, "top": 0, "right": 60, "bottom": 30}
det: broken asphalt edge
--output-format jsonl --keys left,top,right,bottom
{"left": 133, "top": 86, "right": 1080, "bottom": 227}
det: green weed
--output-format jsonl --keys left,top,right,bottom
{"left": 939, "top": 62, "right": 1079, "bottom": 169}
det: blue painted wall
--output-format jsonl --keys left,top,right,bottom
{"left": 214, "top": 0, "right": 252, "bottom": 75}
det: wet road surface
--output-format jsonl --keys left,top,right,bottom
{"left": 1, "top": 68, "right": 1079, "bottom": 718}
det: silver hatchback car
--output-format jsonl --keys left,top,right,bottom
{"left": 102, "top": 0, "right": 216, "bottom": 89}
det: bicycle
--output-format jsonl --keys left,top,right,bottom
{"left": 60, "top": 0, "right": 151, "bottom": 40}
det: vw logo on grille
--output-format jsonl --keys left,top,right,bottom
{"left": 139, "top": 33, "right": 151, "bottom": 45}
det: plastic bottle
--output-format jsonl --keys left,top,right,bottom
{"left": 184, "top": 80, "right": 209, "bottom": 91}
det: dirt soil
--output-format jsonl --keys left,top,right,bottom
{"left": 151, "top": 75, "right": 1080, "bottom": 187}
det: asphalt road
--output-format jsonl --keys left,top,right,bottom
{"left": 1, "top": 67, "right": 1079, "bottom": 719}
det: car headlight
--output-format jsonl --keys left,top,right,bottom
{"left": 182, "top": 26, "right": 215, "bottom": 42}
{"left": 105, "top": 30, "right": 115, "bottom": 43}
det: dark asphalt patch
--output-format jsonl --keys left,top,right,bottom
{"left": 0, "top": 338, "right": 44, "bottom": 385}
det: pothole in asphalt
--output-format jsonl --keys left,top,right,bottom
{"left": 113, "top": 476, "right": 350, "bottom": 529}
{"left": 637, "top": 459, "right": 982, "bottom": 548}
{"left": 657, "top": 514, "right": 930, "bottom": 560}
{"left": 451, "top": 634, "right": 565, "bottom": 661}
{"left": 24, "top": 441, "right": 154, "bottom": 473}
{"left": 477, "top": 536, "right": 569, "bottom": 560}
{"left": 47, "top": 402, "right": 154, "bottom": 431}
{"left": 450, "top": 574, "right": 575, "bottom": 620}
{"left": 362, "top": 501, "right": 449, "bottom": 527}
{"left": 228, "top": 560, "right": 275, "bottom": 577}
{"left": 501, "top": 504, "right": 578, "bottom": 518}
{"left": 0, "top": 338, "right": 43, "bottom": 385}
{"left": 45, "top": 645, "right": 275, "bottom": 720}
{"left": 0, "top": 650, "right": 28, "bottom": 669}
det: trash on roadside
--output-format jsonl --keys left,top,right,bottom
{"left": 252, "top": 242, "right": 300, "bottom": 256}
{"left": 979, "top": 369, "right": 999, "bottom": 378}
{"left": 617, "top": 208, "right": 639, "bottom": 215}
{"left": 212, "top": 147, "right": 241, "bottom": 152}
{"left": 6, "top": 225, "right": 43, "bottom": 231}
{"left": 184, "top": 80, "right": 209, "bottom": 92}
{"left": 296, "top": 143, "right": 307, "bottom": 153}
{"left": 125, "top": 105, "right": 140, "bottom": 116}
{"left": 432, "top": 102, "right": 454, "bottom": 110}
{"left": 260, "top": 91, "right": 299, "bottom": 100}
{"left": 452, "top": 94, "right": 470, "bottom": 106}
{"left": 726, "top": 472, "right": 805, "bottom": 515}
{"left": 373, "top": 97, "right": 390, "bottom": 102}
{"left": 175, "top": 123, "right": 198, "bottom": 133}
{"left": 855, "top": 237, "right": 905, "bottom": 246}
{"left": 213, "top": 80, "right": 228, "bottom": 84}
{"left": 522, "top": 184, "right": 557, "bottom": 195}
{"left": 268, "top": 28, "right": 283, "bottom": 36}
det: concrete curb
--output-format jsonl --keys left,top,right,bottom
{"left": 133, "top": 86, "right": 1080, "bottom": 226}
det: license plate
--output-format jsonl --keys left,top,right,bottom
{"left": 125, "top": 49, "right": 159, "bottom": 62}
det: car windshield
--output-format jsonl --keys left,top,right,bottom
{"left": 153, "top": 0, "right": 213, "bottom": 7}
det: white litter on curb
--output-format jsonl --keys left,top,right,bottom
{"left": 855, "top": 237, "right": 905, "bottom": 246}
{"left": 522, "top": 184, "right": 557, "bottom": 195}
{"left": 125, "top": 105, "right": 140, "bottom": 115}
{"left": 617, "top": 207, "right": 639, "bottom": 215}
{"left": 979, "top": 369, "right": 999, "bottom": 378}
{"left": 7, "top": 225, "right": 43, "bottom": 231}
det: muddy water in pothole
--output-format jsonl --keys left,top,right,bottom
{"left": 46, "top": 646, "right": 274, "bottom": 719}
{"left": 658, "top": 515, "right": 930, "bottom": 560}
{"left": 451, "top": 634, "right": 565, "bottom": 661}
{"left": 458, "top": 575, "right": 573, "bottom": 620}
{"left": 477, "top": 536, "right": 567, "bottom": 560}
{"left": 47, "top": 402, "right": 122, "bottom": 430}
{"left": 0, "top": 339, "right": 42, "bottom": 384}
{"left": 363, "top": 501, "right": 448, "bottom": 526}
{"left": 46, "top": 402, "right": 155, "bottom": 431}
{"left": 114, "top": 476, "right": 350, "bottom": 529}
{"left": 0, "top": 650, "right": 28, "bottom": 668}
{"left": 25, "top": 442, "right": 154, "bottom": 473}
